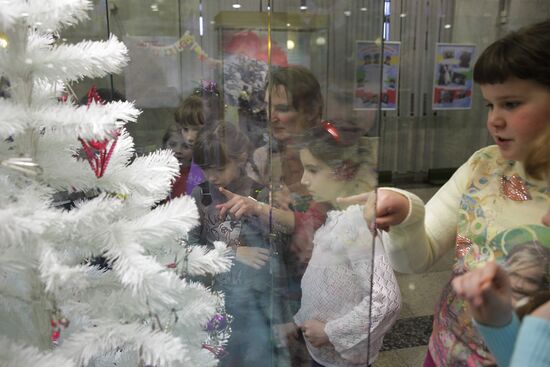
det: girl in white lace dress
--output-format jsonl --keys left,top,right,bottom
{"left": 293, "top": 122, "right": 401, "bottom": 367}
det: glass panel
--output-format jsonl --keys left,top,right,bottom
{"left": 90, "top": 1, "right": 388, "bottom": 366}
{"left": 50, "top": 1, "right": 550, "bottom": 366}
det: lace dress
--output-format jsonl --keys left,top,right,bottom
{"left": 294, "top": 205, "right": 401, "bottom": 367}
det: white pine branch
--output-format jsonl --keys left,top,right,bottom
{"left": 39, "top": 245, "right": 98, "bottom": 294}
{"left": 0, "top": 0, "right": 91, "bottom": 33}
{"left": 1, "top": 35, "right": 128, "bottom": 82}
{"left": 0, "top": 100, "right": 139, "bottom": 141}
{"left": 35, "top": 101, "right": 140, "bottom": 139}
{"left": 185, "top": 241, "right": 233, "bottom": 276}
{"left": 37, "top": 141, "right": 176, "bottom": 204}
{"left": 129, "top": 195, "right": 199, "bottom": 250}
{"left": 0, "top": 336, "right": 75, "bottom": 367}
{"left": 46, "top": 194, "right": 125, "bottom": 257}
{"left": 60, "top": 322, "right": 188, "bottom": 367}
{"left": 105, "top": 150, "right": 179, "bottom": 202}
{"left": 0, "top": 99, "right": 28, "bottom": 138}
{"left": 0, "top": 192, "right": 57, "bottom": 250}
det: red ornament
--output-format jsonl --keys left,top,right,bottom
{"left": 321, "top": 120, "right": 341, "bottom": 144}
{"left": 86, "top": 85, "right": 104, "bottom": 107}
{"left": 78, "top": 132, "right": 119, "bottom": 178}
{"left": 78, "top": 85, "right": 119, "bottom": 178}
{"left": 51, "top": 330, "right": 60, "bottom": 345}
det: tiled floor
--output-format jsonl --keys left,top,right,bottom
{"left": 373, "top": 185, "right": 454, "bottom": 366}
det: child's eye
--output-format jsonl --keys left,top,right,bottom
{"left": 305, "top": 168, "right": 318, "bottom": 174}
{"left": 484, "top": 103, "right": 493, "bottom": 110}
{"left": 274, "top": 105, "right": 290, "bottom": 112}
{"left": 503, "top": 101, "right": 521, "bottom": 109}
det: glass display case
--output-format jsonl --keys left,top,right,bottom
{"left": 4, "top": 0, "right": 546, "bottom": 366}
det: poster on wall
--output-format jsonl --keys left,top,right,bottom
{"left": 354, "top": 41, "right": 400, "bottom": 110}
{"left": 432, "top": 43, "right": 476, "bottom": 110}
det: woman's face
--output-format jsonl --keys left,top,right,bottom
{"left": 299, "top": 148, "right": 344, "bottom": 205}
{"left": 266, "top": 85, "right": 312, "bottom": 142}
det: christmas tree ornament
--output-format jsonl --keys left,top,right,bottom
{"left": 78, "top": 130, "right": 120, "bottom": 178}
{"left": 0, "top": 157, "right": 43, "bottom": 176}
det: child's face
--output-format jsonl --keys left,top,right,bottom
{"left": 202, "top": 160, "right": 241, "bottom": 188}
{"left": 299, "top": 148, "right": 344, "bottom": 205}
{"left": 181, "top": 125, "right": 201, "bottom": 147}
{"left": 166, "top": 133, "right": 193, "bottom": 167}
{"left": 481, "top": 78, "right": 550, "bottom": 162}
{"left": 266, "top": 85, "right": 312, "bottom": 142}
{"left": 509, "top": 264, "right": 547, "bottom": 303}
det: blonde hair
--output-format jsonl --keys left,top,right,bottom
{"left": 524, "top": 125, "right": 550, "bottom": 180}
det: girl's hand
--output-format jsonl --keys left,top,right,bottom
{"left": 336, "top": 188, "right": 409, "bottom": 232}
{"left": 452, "top": 261, "right": 514, "bottom": 327}
{"left": 235, "top": 247, "right": 270, "bottom": 269}
{"left": 217, "top": 187, "right": 263, "bottom": 219}
{"left": 273, "top": 322, "right": 299, "bottom": 348}
{"left": 299, "top": 320, "right": 329, "bottom": 347}
{"left": 273, "top": 184, "right": 292, "bottom": 211}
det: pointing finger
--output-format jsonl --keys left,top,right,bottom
{"left": 336, "top": 192, "right": 373, "bottom": 206}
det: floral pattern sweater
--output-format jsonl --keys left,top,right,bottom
{"left": 383, "top": 145, "right": 550, "bottom": 366}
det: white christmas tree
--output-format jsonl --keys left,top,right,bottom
{"left": 0, "top": 1, "right": 231, "bottom": 366}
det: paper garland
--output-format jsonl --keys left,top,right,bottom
{"left": 138, "top": 31, "right": 221, "bottom": 66}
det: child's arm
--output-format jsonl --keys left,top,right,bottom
{"left": 452, "top": 261, "right": 516, "bottom": 367}
{"left": 215, "top": 187, "right": 296, "bottom": 232}
{"left": 510, "top": 309, "right": 550, "bottom": 367}
{"left": 338, "top": 157, "right": 471, "bottom": 273}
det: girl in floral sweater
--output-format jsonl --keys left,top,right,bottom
{"left": 341, "top": 19, "right": 550, "bottom": 367}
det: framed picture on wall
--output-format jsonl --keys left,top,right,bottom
{"left": 432, "top": 43, "right": 476, "bottom": 110}
{"left": 354, "top": 40, "right": 400, "bottom": 111}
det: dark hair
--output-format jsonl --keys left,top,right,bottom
{"left": 474, "top": 19, "right": 550, "bottom": 88}
{"left": 174, "top": 95, "right": 206, "bottom": 127}
{"left": 298, "top": 121, "right": 361, "bottom": 174}
{"left": 161, "top": 123, "right": 182, "bottom": 148}
{"left": 267, "top": 65, "right": 323, "bottom": 127}
{"left": 175, "top": 82, "right": 224, "bottom": 127}
{"left": 193, "top": 121, "right": 251, "bottom": 169}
